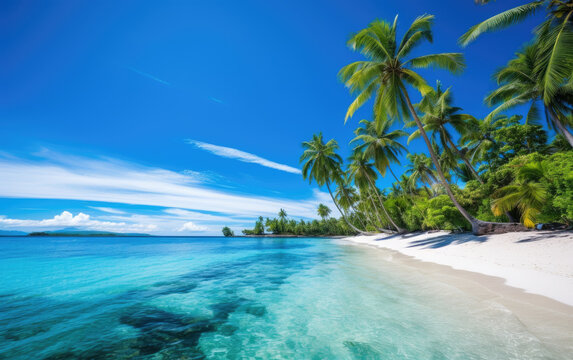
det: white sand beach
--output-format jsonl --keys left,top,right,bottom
{"left": 342, "top": 230, "right": 573, "bottom": 306}
{"left": 342, "top": 230, "right": 573, "bottom": 351}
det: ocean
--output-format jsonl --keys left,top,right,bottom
{"left": 0, "top": 236, "right": 566, "bottom": 359}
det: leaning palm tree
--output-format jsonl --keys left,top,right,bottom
{"left": 334, "top": 174, "right": 368, "bottom": 230}
{"left": 317, "top": 204, "right": 331, "bottom": 220}
{"left": 485, "top": 41, "right": 573, "bottom": 146}
{"left": 339, "top": 14, "right": 522, "bottom": 234}
{"left": 405, "top": 153, "right": 437, "bottom": 198}
{"left": 355, "top": 182, "right": 387, "bottom": 231}
{"left": 300, "top": 133, "right": 363, "bottom": 233}
{"left": 278, "top": 209, "right": 288, "bottom": 221}
{"left": 410, "top": 82, "right": 483, "bottom": 183}
{"left": 492, "top": 161, "right": 548, "bottom": 228}
{"left": 351, "top": 118, "right": 408, "bottom": 182}
{"left": 461, "top": 1, "right": 573, "bottom": 137}
{"left": 348, "top": 150, "right": 403, "bottom": 232}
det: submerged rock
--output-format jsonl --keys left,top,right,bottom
{"left": 119, "top": 306, "right": 215, "bottom": 356}
{"left": 245, "top": 305, "right": 266, "bottom": 317}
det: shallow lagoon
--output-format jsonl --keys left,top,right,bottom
{"left": 0, "top": 236, "right": 567, "bottom": 359}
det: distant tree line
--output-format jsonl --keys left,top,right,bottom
{"left": 221, "top": 206, "right": 355, "bottom": 237}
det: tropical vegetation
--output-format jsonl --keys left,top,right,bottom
{"left": 234, "top": 9, "right": 573, "bottom": 237}
{"left": 239, "top": 207, "right": 355, "bottom": 236}
{"left": 221, "top": 226, "right": 234, "bottom": 237}
{"left": 292, "top": 10, "right": 573, "bottom": 236}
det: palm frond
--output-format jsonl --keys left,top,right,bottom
{"left": 526, "top": 100, "right": 542, "bottom": 125}
{"left": 459, "top": 1, "right": 545, "bottom": 46}
{"left": 402, "top": 69, "right": 433, "bottom": 95}
{"left": 407, "top": 53, "right": 466, "bottom": 74}
{"left": 538, "top": 17, "right": 573, "bottom": 103}
{"left": 345, "top": 81, "right": 378, "bottom": 122}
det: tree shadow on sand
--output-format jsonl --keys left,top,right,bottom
{"left": 406, "top": 233, "right": 487, "bottom": 249}
{"left": 373, "top": 231, "right": 425, "bottom": 242}
{"left": 516, "top": 230, "right": 572, "bottom": 243}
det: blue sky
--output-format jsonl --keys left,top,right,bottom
{"left": 0, "top": 0, "right": 544, "bottom": 235}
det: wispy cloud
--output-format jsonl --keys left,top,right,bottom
{"left": 209, "top": 97, "right": 223, "bottom": 104}
{"left": 89, "top": 206, "right": 125, "bottom": 214}
{"left": 186, "top": 140, "right": 301, "bottom": 174}
{"left": 127, "top": 67, "right": 170, "bottom": 86}
{"left": 0, "top": 151, "right": 326, "bottom": 222}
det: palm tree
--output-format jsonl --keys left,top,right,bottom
{"left": 492, "top": 161, "right": 548, "bottom": 228}
{"left": 410, "top": 82, "right": 483, "bottom": 183}
{"left": 334, "top": 175, "right": 368, "bottom": 230}
{"left": 278, "top": 208, "right": 287, "bottom": 220}
{"left": 459, "top": 0, "right": 573, "bottom": 64}
{"left": 317, "top": 204, "right": 331, "bottom": 220}
{"left": 355, "top": 183, "right": 386, "bottom": 231}
{"left": 339, "top": 14, "right": 523, "bottom": 234}
{"left": 351, "top": 118, "right": 408, "bottom": 182}
{"left": 300, "top": 133, "right": 363, "bottom": 233}
{"left": 485, "top": 41, "right": 573, "bottom": 146}
{"left": 459, "top": 114, "right": 514, "bottom": 166}
{"left": 461, "top": 1, "right": 573, "bottom": 144}
{"left": 459, "top": 1, "right": 548, "bottom": 46}
{"left": 405, "top": 153, "right": 436, "bottom": 198}
{"left": 348, "top": 150, "right": 403, "bottom": 232}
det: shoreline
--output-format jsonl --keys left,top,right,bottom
{"left": 340, "top": 230, "right": 573, "bottom": 351}
{"left": 341, "top": 230, "right": 573, "bottom": 306}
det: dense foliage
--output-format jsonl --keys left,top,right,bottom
{"left": 298, "top": 10, "right": 573, "bottom": 235}
{"left": 231, "top": 8, "right": 573, "bottom": 237}
{"left": 221, "top": 226, "right": 234, "bottom": 237}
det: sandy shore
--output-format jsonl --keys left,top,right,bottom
{"left": 341, "top": 230, "right": 573, "bottom": 352}
{"left": 342, "top": 230, "right": 573, "bottom": 306}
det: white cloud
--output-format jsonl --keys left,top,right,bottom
{"left": 127, "top": 67, "right": 170, "bottom": 86}
{"left": 89, "top": 206, "right": 126, "bottom": 214}
{"left": 186, "top": 140, "right": 301, "bottom": 174}
{"left": 163, "top": 208, "right": 246, "bottom": 223}
{"left": 0, "top": 211, "right": 156, "bottom": 233}
{"left": 178, "top": 221, "right": 207, "bottom": 232}
{"left": 0, "top": 151, "right": 328, "bottom": 222}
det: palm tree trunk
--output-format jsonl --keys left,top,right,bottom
{"left": 388, "top": 166, "right": 401, "bottom": 184}
{"left": 339, "top": 185, "right": 368, "bottom": 231}
{"left": 364, "top": 173, "right": 402, "bottom": 232}
{"left": 445, "top": 136, "right": 483, "bottom": 184}
{"left": 361, "top": 189, "right": 389, "bottom": 232}
{"left": 423, "top": 185, "right": 432, "bottom": 198}
{"left": 353, "top": 210, "right": 368, "bottom": 230}
{"left": 366, "top": 191, "right": 388, "bottom": 230}
{"left": 403, "top": 90, "right": 525, "bottom": 235}
{"left": 325, "top": 181, "right": 365, "bottom": 234}
{"left": 548, "top": 108, "right": 573, "bottom": 147}
{"left": 357, "top": 195, "right": 378, "bottom": 229}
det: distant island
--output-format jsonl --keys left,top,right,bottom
{"left": 26, "top": 228, "right": 151, "bottom": 237}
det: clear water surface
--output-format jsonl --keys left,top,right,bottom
{"left": 0, "top": 236, "right": 567, "bottom": 359}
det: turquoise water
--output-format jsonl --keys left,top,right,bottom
{"left": 0, "top": 236, "right": 567, "bottom": 359}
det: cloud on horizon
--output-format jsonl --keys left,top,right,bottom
{"left": 186, "top": 140, "right": 301, "bottom": 174}
{"left": 0, "top": 211, "right": 157, "bottom": 233}
{"left": 0, "top": 150, "right": 334, "bottom": 233}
